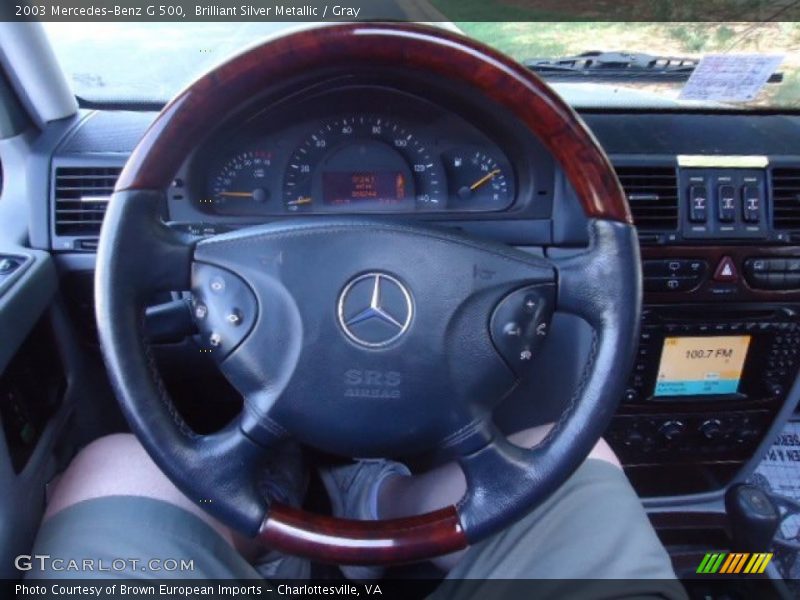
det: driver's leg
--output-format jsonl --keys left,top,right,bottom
{"left": 378, "top": 424, "right": 619, "bottom": 535}
{"left": 377, "top": 425, "right": 630, "bottom": 572}
{"left": 43, "top": 433, "right": 247, "bottom": 550}
{"left": 28, "top": 433, "right": 309, "bottom": 580}
{"left": 326, "top": 424, "right": 682, "bottom": 590}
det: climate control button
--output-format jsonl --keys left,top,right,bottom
{"left": 699, "top": 419, "right": 723, "bottom": 440}
{"left": 744, "top": 257, "right": 800, "bottom": 290}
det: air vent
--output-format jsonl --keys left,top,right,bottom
{"left": 53, "top": 166, "right": 121, "bottom": 236}
{"left": 772, "top": 168, "right": 800, "bottom": 231}
{"left": 615, "top": 166, "right": 679, "bottom": 231}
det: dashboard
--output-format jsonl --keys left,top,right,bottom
{"left": 165, "top": 81, "right": 555, "bottom": 230}
{"left": 195, "top": 89, "right": 514, "bottom": 216}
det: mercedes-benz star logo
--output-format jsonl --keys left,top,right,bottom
{"left": 338, "top": 273, "right": 413, "bottom": 348}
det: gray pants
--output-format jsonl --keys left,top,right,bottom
{"left": 27, "top": 460, "right": 686, "bottom": 598}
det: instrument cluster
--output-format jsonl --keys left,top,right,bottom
{"left": 189, "top": 88, "right": 518, "bottom": 218}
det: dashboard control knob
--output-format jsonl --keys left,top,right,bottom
{"left": 0, "top": 257, "right": 20, "bottom": 274}
{"left": 699, "top": 419, "right": 723, "bottom": 440}
{"left": 624, "top": 429, "right": 644, "bottom": 447}
{"left": 768, "top": 383, "right": 784, "bottom": 398}
{"left": 658, "top": 420, "right": 685, "bottom": 441}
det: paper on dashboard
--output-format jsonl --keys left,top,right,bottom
{"left": 680, "top": 54, "right": 784, "bottom": 102}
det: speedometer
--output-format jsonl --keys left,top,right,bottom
{"left": 283, "top": 116, "right": 445, "bottom": 213}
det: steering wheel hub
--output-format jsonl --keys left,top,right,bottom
{"left": 191, "top": 220, "right": 554, "bottom": 458}
{"left": 337, "top": 272, "right": 414, "bottom": 348}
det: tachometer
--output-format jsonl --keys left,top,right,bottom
{"left": 443, "top": 149, "right": 514, "bottom": 211}
{"left": 283, "top": 116, "right": 445, "bottom": 213}
{"left": 207, "top": 150, "right": 274, "bottom": 214}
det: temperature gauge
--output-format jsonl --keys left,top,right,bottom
{"left": 443, "top": 149, "right": 514, "bottom": 211}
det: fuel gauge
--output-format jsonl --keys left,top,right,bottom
{"left": 443, "top": 149, "right": 514, "bottom": 211}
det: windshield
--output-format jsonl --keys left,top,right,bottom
{"left": 43, "top": 22, "right": 800, "bottom": 109}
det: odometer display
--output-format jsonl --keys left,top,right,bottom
{"left": 283, "top": 115, "right": 444, "bottom": 213}
{"left": 322, "top": 171, "right": 408, "bottom": 205}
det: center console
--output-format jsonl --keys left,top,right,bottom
{"left": 605, "top": 157, "right": 800, "bottom": 497}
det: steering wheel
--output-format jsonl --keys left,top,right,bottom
{"left": 95, "top": 23, "right": 641, "bottom": 566}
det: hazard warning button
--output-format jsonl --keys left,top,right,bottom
{"left": 713, "top": 256, "right": 739, "bottom": 282}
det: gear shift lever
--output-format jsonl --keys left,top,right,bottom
{"left": 725, "top": 484, "right": 781, "bottom": 552}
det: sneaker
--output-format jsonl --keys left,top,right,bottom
{"left": 318, "top": 458, "right": 411, "bottom": 581}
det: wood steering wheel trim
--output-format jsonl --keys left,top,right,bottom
{"left": 114, "top": 23, "right": 631, "bottom": 564}
{"left": 260, "top": 504, "right": 466, "bottom": 565}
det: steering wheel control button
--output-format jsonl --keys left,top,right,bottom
{"left": 490, "top": 284, "right": 555, "bottom": 374}
{"left": 226, "top": 309, "right": 243, "bottom": 326}
{"left": 209, "top": 276, "right": 226, "bottom": 293}
{"left": 191, "top": 264, "right": 257, "bottom": 357}
{"left": 338, "top": 272, "right": 413, "bottom": 348}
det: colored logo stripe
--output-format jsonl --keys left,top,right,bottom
{"left": 721, "top": 553, "right": 748, "bottom": 573}
{"left": 746, "top": 553, "right": 773, "bottom": 574}
{"left": 697, "top": 552, "right": 773, "bottom": 574}
{"left": 697, "top": 553, "right": 726, "bottom": 573}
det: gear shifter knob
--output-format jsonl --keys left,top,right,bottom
{"left": 725, "top": 484, "right": 780, "bottom": 552}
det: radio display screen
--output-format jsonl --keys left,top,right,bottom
{"left": 654, "top": 335, "right": 751, "bottom": 397}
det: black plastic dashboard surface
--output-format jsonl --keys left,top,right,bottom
{"left": 60, "top": 111, "right": 800, "bottom": 159}
{"left": 580, "top": 112, "right": 800, "bottom": 156}
{"left": 46, "top": 107, "right": 800, "bottom": 253}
